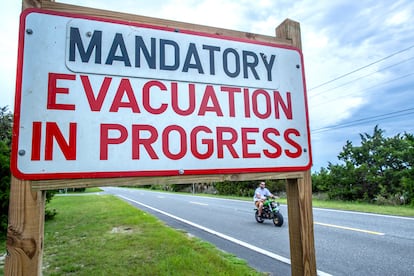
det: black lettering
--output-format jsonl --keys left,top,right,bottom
{"left": 261, "top": 53, "right": 276, "bottom": 81}
{"left": 242, "top": 50, "right": 259, "bottom": 80}
{"left": 202, "top": 44, "right": 220, "bottom": 75}
{"left": 105, "top": 33, "right": 131, "bottom": 66}
{"left": 135, "top": 36, "right": 156, "bottom": 69}
{"left": 183, "top": 43, "right": 204, "bottom": 73}
{"left": 223, "top": 48, "right": 240, "bottom": 78}
{"left": 160, "top": 39, "right": 179, "bottom": 70}
{"left": 69, "top": 27, "right": 102, "bottom": 63}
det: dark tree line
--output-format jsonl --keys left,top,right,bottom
{"left": 0, "top": 106, "right": 13, "bottom": 238}
{"left": 0, "top": 106, "right": 57, "bottom": 239}
{"left": 312, "top": 126, "right": 414, "bottom": 205}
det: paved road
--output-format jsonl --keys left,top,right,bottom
{"left": 102, "top": 187, "right": 414, "bottom": 275}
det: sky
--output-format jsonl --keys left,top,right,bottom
{"left": 1, "top": 0, "right": 413, "bottom": 172}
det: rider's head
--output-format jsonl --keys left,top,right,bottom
{"left": 259, "top": 182, "right": 265, "bottom": 189}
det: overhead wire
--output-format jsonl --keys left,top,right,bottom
{"left": 311, "top": 108, "right": 414, "bottom": 134}
{"left": 307, "top": 45, "right": 414, "bottom": 134}
{"left": 307, "top": 44, "right": 414, "bottom": 92}
{"left": 310, "top": 56, "right": 414, "bottom": 98}
{"left": 311, "top": 72, "right": 414, "bottom": 108}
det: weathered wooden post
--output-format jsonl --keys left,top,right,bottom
{"left": 5, "top": 1, "right": 46, "bottom": 275}
{"left": 5, "top": 176, "right": 45, "bottom": 276}
{"left": 277, "top": 20, "right": 317, "bottom": 275}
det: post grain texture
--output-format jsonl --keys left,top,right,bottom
{"left": 5, "top": 2, "right": 46, "bottom": 276}
{"left": 276, "top": 19, "right": 317, "bottom": 276}
{"left": 5, "top": 176, "right": 45, "bottom": 276}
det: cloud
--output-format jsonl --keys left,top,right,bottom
{"left": 0, "top": 2, "right": 20, "bottom": 109}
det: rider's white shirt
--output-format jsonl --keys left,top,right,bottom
{"left": 253, "top": 187, "right": 271, "bottom": 202}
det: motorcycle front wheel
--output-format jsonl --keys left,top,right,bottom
{"left": 273, "top": 212, "right": 284, "bottom": 227}
{"left": 255, "top": 210, "right": 264, "bottom": 223}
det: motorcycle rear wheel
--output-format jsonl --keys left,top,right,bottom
{"left": 273, "top": 212, "right": 284, "bottom": 227}
{"left": 255, "top": 210, "right": 264, "bottom": 223}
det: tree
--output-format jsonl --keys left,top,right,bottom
{"left": 0, "top": 106, "right": 13, "bottom": 237}
{"left": 311, "top": 167, "right": 332, "bottom": 193}
{"left": 0, "top": 106, "right": 13, "bottom": 146}
{"left": 0, "top": 106, "right": 58, "bottom": 239}
{"left": 313, "top": 126, "right": 413, "bottom": 205}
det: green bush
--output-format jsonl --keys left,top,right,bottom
{"left": 0, "top": 106, "right": 58, "bottom": 239}
{"left": 312, "top": 126, "right": 414, "bottom": 205}
{"left": 0, "top": 140, "right": 10, "bottom": 238}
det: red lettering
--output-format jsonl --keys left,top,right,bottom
{"left": 47, "top": 73, "right": 76, "bottom": 110}
{"left": 109, "top": 78, "right": 140, "bottom": 112}
{"left": 221, "top": 86, "right": 241, "bottom": 117}
{"left": 190, "top": 126, "right": 213, "bottom": 159}
{"left": 216, "top": 127, "right": 239, "bottom": 158}
{"left": 252, "top": 89, "right": 271, "bottom": 119}
{"left": 81, "top": 75, "right": 112, "bottom": 111}
{"left": 132, "top": 124, "right": 159, "bottom": 159}
{"left": 243, "top": 88, "right": 251, "bottom": 118}
{"left": 31, "top": 122, "right": 42, "bottom": 160}
{"left": 274, "top": 91, "right": 292, "bottom": 119}
{"left": 162, "top": 125, "right": 186, "bottom": 160}
{"left": 171, "top": 82, "right": 196, "bottom": 116}
{"left": 100, "top": 124, "right": 128, "bottom": 160}
{"left": 241, "top": 127, "right": 260, "bottom": 158}
{"left": 198, "top": 85, "right": 223, "bottom": 116}
{"left": 284, "top": 128, "right": 302, "bottom": 158}
{"left": 45, "top": 122, "right": 77, "bottom": 160}
{"left": 143, "top": 80, "right": 168, "bottom": 114}
{"left": 262, "top": 128, "right": 282, "bottom": 158}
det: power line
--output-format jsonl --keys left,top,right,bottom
{"left": 311, "top": 107, "right": 414, "bottom": 134}
{"left": 310, "top": 56, "right": 414, "bottom": 98}
{"left": 308, "top": 44, "right": 414, "bottom": 92}
{"left": 311, "top": 72, "right": 414, "bottom": 108}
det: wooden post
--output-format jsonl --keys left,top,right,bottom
{"left": 276, "top": 19, "right": 317, "bottom": 276}
{"left": 4, "top": 176, "right": 45, "bottom": 276}
{"left": 286, "top": 172, "right": 317, "bottom": 275}
{"left": 5, "top": 2, "right": 46, "bottom": 276}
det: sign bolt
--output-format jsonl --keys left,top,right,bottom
{"left": 178, "top": 169, "right": 185, "bottom": 175}
{"left": 18, "top": 150, "right": 26, "bottom": 156}
{"left": 86, "top": 31, "right": 92, "bottom": 37}
{"left": 296, "top": 64, "right": 300, "bottom": 69}
{"left": 26, "top": 29, "right": 33, "bottom": 35}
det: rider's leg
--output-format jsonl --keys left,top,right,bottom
{"left": 258, "top": 201, "right": 263, "bottom": 216}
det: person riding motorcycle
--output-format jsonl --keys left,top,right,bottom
{"left": 253, "top": 181, "right": 275, "bottom": 217}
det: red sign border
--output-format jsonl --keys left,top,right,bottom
{"left": 11, "top": 8, "right": 312, "bottom": 180}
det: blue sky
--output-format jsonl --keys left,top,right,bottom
{"left": 1, "top": 0, "right": 413, "bottom": 171}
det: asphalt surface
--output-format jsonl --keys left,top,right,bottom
{"left": 102, "top": 187, "right": 414, "bottom": 275}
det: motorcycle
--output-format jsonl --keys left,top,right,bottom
{"left": 255, "top": 197, "right": 284, "bottom": 227}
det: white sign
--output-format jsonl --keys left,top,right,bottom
{"left": 11, "top": 9, "right": 312, "bottom": 180}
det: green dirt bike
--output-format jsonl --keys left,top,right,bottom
{"left": 255, "top": 197, "right": 284, "bottom": 227}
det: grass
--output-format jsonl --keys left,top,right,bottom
{"left": 310, "top": 199, "right": 414, "bottom": 217}
{"left": 40, "top": 195, "right": 263, "bottom": 275}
